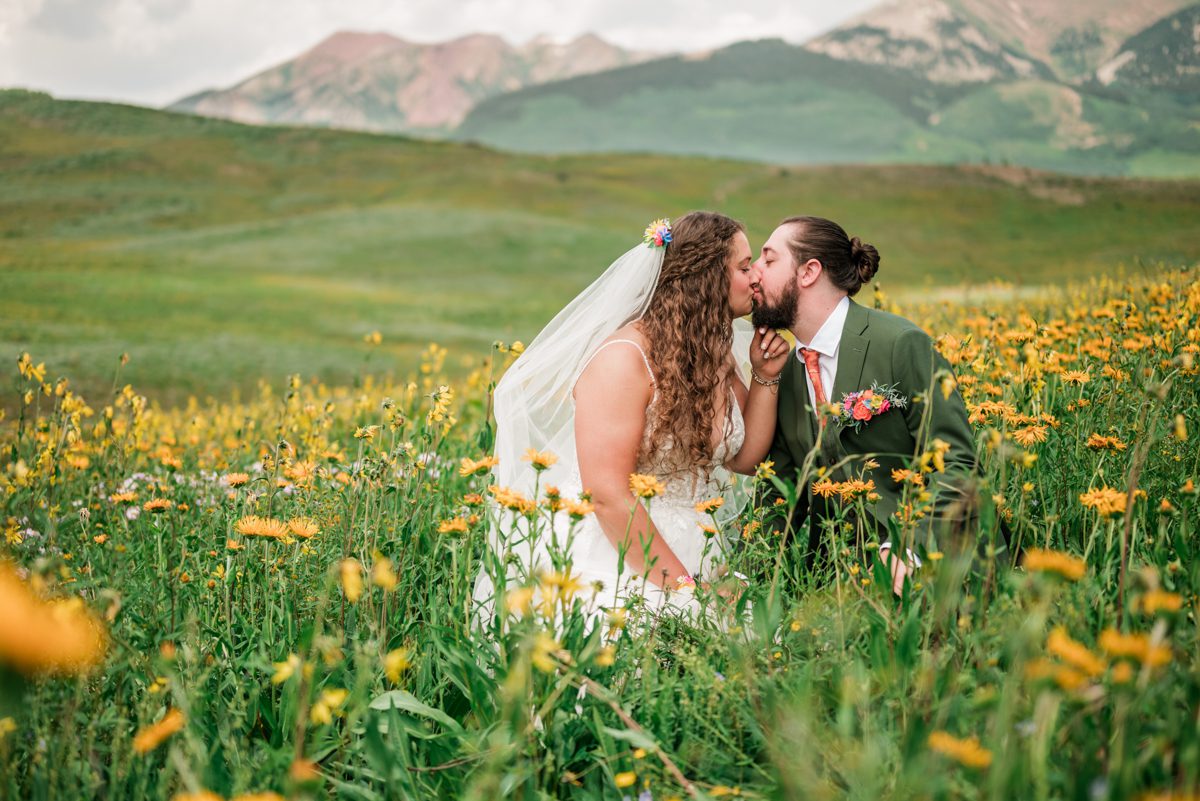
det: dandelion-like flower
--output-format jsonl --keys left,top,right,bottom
{"left": 222, "top": 472, "right": 251, "bottom": 488}
{"left": 927, "top": 730, "right": 993, "bottom": 769}
{"left": 1138, "top": 590, "right": 1183, "bottom": 615}
{"left": 287, "top": 517, "right": 319, "bottom": 539}
{"left": 642, "top": 218, "right": 672, "bottom": 248}
{"left": 1022, "top": 548, "right": 1086, "bottom": 581}
{"left": 1079, "top": 487, "right": 1127, "bottom": 517}
{"left": 629, "top": 473, "right": 665, "bottom": 499}
{"left": 1046, "top": 628, "right": 1106, "bottom": 676}
{"left": 0, "top": 562, "right": 107, "bottom": 675}
{"left": 522, "top": 449, "right": 558, "bottom": 471}
{"left": 234, "top": 515, "right": 288, "bottom": 539}
{"left": 143, "top": 498, "right": 172, "bottom": 514}
{"left": 384, "top": 647, "right": 412, "bottom": 683}
{"left": 340, "top": 559, "right": 364, "bottom": 603}
{"left": 458, "top": 455, "right": 499, "bottom": 477}
{"left": 1099, "top": 629, "right": 1171, "bottom": 667}
{"left": 132, "top": 709, "right": 185, "bottom": 754}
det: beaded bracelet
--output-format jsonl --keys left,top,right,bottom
{"left": 751, "top": 369, "right": 781, "bottom": 387}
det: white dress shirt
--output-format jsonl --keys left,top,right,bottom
{"left": 795, "top": 295, "right": 850, "bottom": 412}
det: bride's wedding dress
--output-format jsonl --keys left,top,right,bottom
{"left": 473, "top": 337, "right": 745, "bottom": 622}
{"left": 560, "top": 339, "right": 746, "bottom": 614}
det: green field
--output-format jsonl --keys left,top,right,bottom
{"left": 3, "top": 89, "right": 1199, "bottom": 406}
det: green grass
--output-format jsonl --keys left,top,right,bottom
{"left": 1, "top": 266, "right": 1197, "bottom": 800}
{"left": 3, "top": 88, "right": 1200, "bottom": 407}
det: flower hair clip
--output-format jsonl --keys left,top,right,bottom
{"left": 643, "top": 218, "right": 672, "bottom": 248}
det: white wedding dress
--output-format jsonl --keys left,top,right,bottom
{"left": 473, "top": 338, "right": 746, "bottom": 622}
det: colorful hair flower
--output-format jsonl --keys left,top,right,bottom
{"left": 643, "top": 218, "right": 672, "bottom": 248}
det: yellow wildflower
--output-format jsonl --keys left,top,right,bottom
{"left": 458, "top": 455, "right": 499, "bottom": 477}
{"left": 629, "top": 474, "right": 665, "bottom": 499}
{"left": 1046, "top": 628, "right": 1106, "bottom": 676}
{"left": 522, "top": 449, "right": 558, "bottom": 471}
{"left": 132, "top": 709, "right": 185, "bottom": 754}
{"left": 505, "top": 586, "right": 535, "bottom": 615}
{"left": 340, "top": 559, "right": 363, "bottom": 603}
{"left": 310, "top": 688, "right": 348, "bottom": 725}
{"left": 0, "top": 562, "right": 107, "bottom": 674}
{"left": 927, "top": 730, "right": 992, "bottom": 769}
{"left": 384, "top": 647, "right": 412, "bottom": 683}
{"left": 287, "top": 517, "right": 319, "bottom": 539}
{"left": 531, "top": 631, "right": 561, "bottom": 673}
{"left": 438, "top": 517, "right": 470, "bottom": 535}
{"left": 371, "top": 557, "right": 397, "bottom": 591}
{"left": 614, "top": 772, "right": 637, "bottom": 789}
{"left": 271, "top": 654, "right": 303, "bottom": 684}
{"left": 1079, "top": 487, "right": 1127, "bottom": 517}
{"left": 694, "top": 497, "right": 724, "bottom": 514}
{"left": 1085, "top": 434, "right": 1127, "bottom": 451}
{"left": 222, "top": 472, "right": 250, "bottom": 487}
{"left": 1138, "top": 591, "right": 1184, "bottom": 615}
{"left": 234, "top": 515, "right": 288, "bottom": 539}
{"left": 1099, "top": 629, "right": 1171, "bottom": 667}
{"left": 1022, "top": 548, "right": 1086, "bottom": 581}
{"left": 143, "top": 498, "right": 172, "bottom": 514}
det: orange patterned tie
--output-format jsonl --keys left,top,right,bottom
{"left": 799, "top": 347, "right": 827, "bottom": 415}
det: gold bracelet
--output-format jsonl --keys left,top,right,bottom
{"left": 751, "top": 369, "right": 781, "bottom": 387}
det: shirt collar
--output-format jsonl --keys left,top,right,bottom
{"left": 796, "top": 296, "right": 850, "bottom": 360}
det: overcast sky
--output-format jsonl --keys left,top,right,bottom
{"left": 0, "top": 0, "right": 879, "bottom": 107}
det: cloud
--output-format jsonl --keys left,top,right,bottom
{"left": 29, "top": 0, "right": 118, "bottom": 39}
{"left": 0, "top": 0, "right": 879, "bottom": 106}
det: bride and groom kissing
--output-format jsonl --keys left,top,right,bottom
{"left": 475, "top": 210, "right": 980, "bottom": 621}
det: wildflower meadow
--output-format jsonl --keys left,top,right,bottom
{"left": 1, "top": 268, "right": 1198, "bottom": 801}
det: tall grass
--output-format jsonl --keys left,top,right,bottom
{"left": 1, "top": 267, "right": 1197, "bottom": 800}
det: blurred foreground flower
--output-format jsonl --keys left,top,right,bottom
{"left": 0, "top": 561, "right": 107, "bottom": 675}
{"left": 1022, "top": 549, "right": 1086, "bottom": 581}
{"left": 133, "top": 708, "right": 185, "bottom": 754}
{"left": 928, "top": 730, "right": 992, "bottom": 769}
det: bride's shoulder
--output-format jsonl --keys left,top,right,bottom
{"left": 577, "top": 326, "right": 654, "bottom": 390}
{"left": 605, "top": 322, "right": 649, "bottom": 348}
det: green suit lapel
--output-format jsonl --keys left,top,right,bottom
{"left": 833, "top": 300, "right": 871, "bottom": 444}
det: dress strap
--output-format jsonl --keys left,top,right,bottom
{"left": 581, "top": 339, "right": 656, "bottom": 384}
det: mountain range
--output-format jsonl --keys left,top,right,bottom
{"left": 170, "top": 31, "right": 657, "bottom": 133}
{"left": 164, "top": 0, "right": 1200, "bottom": 176}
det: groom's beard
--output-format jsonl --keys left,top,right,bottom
{"left": 751, "top": 277, "right": 799, "bottom": 330}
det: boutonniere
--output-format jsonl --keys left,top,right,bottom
{"left": 834, "top": 382, "right": 908, "bottom": 432}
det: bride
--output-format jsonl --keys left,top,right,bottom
{"left": 475, "top": 212, "right": 788, "bottom": 620}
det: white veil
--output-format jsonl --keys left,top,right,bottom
{"left": 491, "top": 236, "right": 755, "bottom": 506}
{"left": 492, "top": 241, "right": 665, "bottom": 497}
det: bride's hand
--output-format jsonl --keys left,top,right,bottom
{"left": 750, "top": 326, "right": 789, "bottom": 380}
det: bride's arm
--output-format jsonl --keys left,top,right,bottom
{"left": 574, "top": 345, "right": 692, "bottom": 590}
{"left": 726, "top": 326, "right": 788, "bottom": 475}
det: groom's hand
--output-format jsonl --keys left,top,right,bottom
{"left": 750, "top": 326, "right": 789, "bottom": 379}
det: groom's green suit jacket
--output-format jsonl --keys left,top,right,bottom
{"left": 767, "top": 299, "right": 977, "bottom": 536}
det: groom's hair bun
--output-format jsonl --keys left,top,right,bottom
{"left": 850, "top": 236, "right": 880, "bottom": 287}
{"left": 781, "top": 215, "right": 881, "bottom": 297}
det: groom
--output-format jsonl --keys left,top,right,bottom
{"left": 750, "top": 215, "right": 985, "bottom": 590}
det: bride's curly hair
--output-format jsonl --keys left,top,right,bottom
{"left": 639, "top": 211, "right": 744, "bottom": 476}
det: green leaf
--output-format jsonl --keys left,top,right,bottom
{"left": 368, "top": 690, "right": 464, "bottom": 735}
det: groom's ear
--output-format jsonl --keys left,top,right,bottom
{"left": 798, "top": 258, "right": 823, "bottom": 287}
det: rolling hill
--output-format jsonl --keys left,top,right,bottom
{"left": 454, "top": 34, "right": 1200, "bottom": 177}
{"left": 3, "top": 89, "right": 1199, "bottom": 404}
